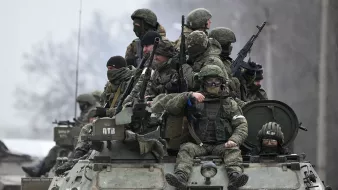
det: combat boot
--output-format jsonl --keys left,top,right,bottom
{"left": 165, "top": 171, "right": 188, "bottom": 190}
{"left": 22, "top": 161, "right": 44, "bottom": 177}
{"left": 54, "top": 149, "right": 86, "bottom": 176}
{"left": 54, "top": 160, "right": 76, "bottom": 176}
{"left": 227, "top": 172, "right": 249, "bottom": 190}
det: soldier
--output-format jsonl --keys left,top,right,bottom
{"left": 164, "top": 65, "right": 249, "bottom": 190}
{"left": 54, "top": 56, "right": 137, "bottom": 175}
{"left": 22, "top": 93, "right": 98, "bottom": 177}
{"left": 75, "top": 93, "right": 99, "bottom": 125}
{"left": 142, "top": 31, "right": 162, "bottom": 54}
{"left": 251, "top": 122, "right": 287, "bottom": 155}
{"left": 246, "top": 64, "right": 268, "bottom": 101}
{"left": 181, "top": 30, "right": 228, "bottom": 90}
{"left": 125, "top": 8, "right": 167, "bottom": 67}
{"left": 209, "top": 27, "right": 241, "bottom": 99}
{"left": 124, "top": 39, "right": 180, "bottom": 105}
{"left": 175, "top": 8, "right": 212, "bottom": 50}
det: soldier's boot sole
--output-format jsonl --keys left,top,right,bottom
{"left": 165, "top": 173, "right": 187, "bottom": 190}
{"left": 227, "top": 174, "right": 249, "bottom": 190}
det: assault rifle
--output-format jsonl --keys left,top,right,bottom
{"left": 114, "top": 53, "right": 150, "bottom": 115}
{"left": 231, "top": 21, "right": 267, "bottom": 78}
{"left": 131, "top": 37, "right": 160, "bottom": 132}
{"left": 52, "top": 120, "right": 76, "bottom": 127}
{"left": 177, "top": 15, "right": 188, "bottom": 92}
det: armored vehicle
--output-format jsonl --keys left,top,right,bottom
{"left": 0, "top": 140, "right": 38, "bottom": 190}
{"left": 20, "top": 120, "right": 82, "bottom": 189}
{"left": 21, "top": 100, "right": 331, "bottom": 190}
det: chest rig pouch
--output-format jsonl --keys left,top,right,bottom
{"left": 187, "top": 98, "right": 232, "bottom": 143}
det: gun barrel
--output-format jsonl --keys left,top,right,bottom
{"left": 138, "top": 37, "right": 160, "bottom": 101}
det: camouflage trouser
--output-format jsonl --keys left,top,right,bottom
{"left": 75, "top": 123, "right": 92, "bottom": 153}
{"left": 175, "top": 142, "right": 243, "bottom": 177}
{"left": 43, "top": 145, "right": 71, "bottom": 171}
{"left": 43, "top": 145, "right": 61, "bottom": 170}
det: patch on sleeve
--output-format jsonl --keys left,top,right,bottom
{"left": 232, "top": 115, "right": 245, "bottom": 120}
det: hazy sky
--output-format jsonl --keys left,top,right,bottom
{"left": 0, "top": 0, "right": 149, "bottom": 127}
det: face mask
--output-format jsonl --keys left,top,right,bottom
{"left": 220, "top": 44, "right": 232, "bottom": 58}
{"left": 133, "top": 25, "right": 143, "bottom": 38}
{"left": 133, "top": 19, "right": 145, "bottom": 38}
{"left": 204, "top": 78, "right": 222, "bottom": 96}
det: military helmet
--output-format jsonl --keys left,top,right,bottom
{"left": 76, "top": 93, "right": 97, "bottom": 106}
{"left": 131, "top": 9, "right": 158, "bottom": 27}
{"left": 257, "top": 122, "right": 284, "bottom": 145}
{"left": 91, "top": 91, "right": 102, "bottom": 102}
{"left": 209, "top": 27, "right": 236, "bottom": 45}
{"left": 187, "top": 30, "right": 208, "bottom": 49}
{"left": 197, "top": 64, "right": 227, "bottom": 81}
{"left": 186, "top": 8, "right": 212, "bottom": 30}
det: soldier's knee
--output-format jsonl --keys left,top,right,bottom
{"left": 179, "top": 142, "right": 197, "bottom": 157}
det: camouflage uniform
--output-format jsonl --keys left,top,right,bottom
{"left": 246, "top": 67, "right": 268, "bottom": 101}
{"left": 75, "top": 93, "right": 99, "bottom": 126}
{"left": 21, "top": 93, "right": 98, "bottom": 177}
{"left": 54, "top": 57, "right": 141, "bottom": 175}
{"left": 165, "top": 65, "right": 249, "bottom": 190}
{"left": 124, "top": 40, "right": 179, "bottom": 105}
{"left": 125, "top": 8, "right": 168, "bottom": 67}
{"left": 246, "top": 85, "right": 268, "bottom": 101}
{"left": 175, "top": 8, "right": 212, "bottom": 50}
{"left": 250, "top": 122, "right": 287, "bottom": 155}
{"left": 76, "top": 67, "right": 136, "bottom": 153}
{"left": 209, "top": 27, "right": 242, "bottom": 100}
{"left": 182, "top": 31, "right": 228, "bottom": 90}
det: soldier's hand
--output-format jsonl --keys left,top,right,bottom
{"left": 224, "top": 140, "right": 237, "bottom": 148}
{"left": 95, "top": 107, "right": 107, "bottom": 117}
{"left": 192, "top": 92, "right": 205, "bottom": 102}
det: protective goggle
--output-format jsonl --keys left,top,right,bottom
{"left": 204, "top": 78, "right": 222, "bottom": 87}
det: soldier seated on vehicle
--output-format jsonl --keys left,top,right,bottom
{"left": 54, "top": 56, "right": 137, "bottom": 176}
{"left": 123, "top": 39, "right": 180, "bottom": 105}
{"left": 164, "top": 65, "right": 249, "bottom": 190}
{"left": 250, "top": 122, "right": 288, "bottom": 155}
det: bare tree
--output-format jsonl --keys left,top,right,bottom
{"left": 14, "top": 12, "right": 133, "bottom": 137}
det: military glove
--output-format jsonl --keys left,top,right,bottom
{"left": 95, "top": 107, "right": 107, "bottom": 117}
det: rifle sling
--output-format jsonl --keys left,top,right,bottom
{"left": 110, "top": 85, "right": 122, "bottom": 108}
{"left": 185, "top": 116, "right": 203, "bottom": 146}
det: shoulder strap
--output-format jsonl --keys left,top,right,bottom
{"left": 110, "top": 85, "right": 122, "bottom": 108}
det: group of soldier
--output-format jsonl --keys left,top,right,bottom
{"left": 22, "top": 7, "right": 286, "bottom": 190}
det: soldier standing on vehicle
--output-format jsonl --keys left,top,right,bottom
{"left": 181, "top": 30, "right": 227, "bottom": 90}
{"left": 125, "top": 8, "right": 167, "bottom": 67}
{"left": 164, "top": 65, "right": 249, "bottom": 190}
{"left": 21, "top": 93, "right": 98, "bottom": 177}
{"left": 175, "top": 8, "right": 212, "bottom": 50}
{"left": 209, "top": 27, "right": 241, "bottom": 99}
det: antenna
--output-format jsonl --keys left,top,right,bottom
{"left": 74, "top": 0, "right": 83, "bottom": 118}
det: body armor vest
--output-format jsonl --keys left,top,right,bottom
{"left": 188, "top": 98, "right": 232, "bottom": 144}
